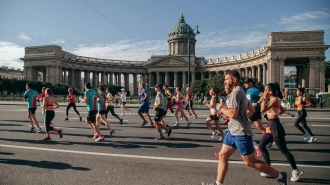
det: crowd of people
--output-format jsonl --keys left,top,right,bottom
{"left": 23, "top": 69, "right": 318, "bottom": 184}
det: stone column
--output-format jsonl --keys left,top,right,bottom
{"left": 75, "top": 69, "right": 81, "bottom": 89}
{"left": 174, "top": 72, "right": 178, "bottom": 87}
{"left": 165, "top": 72, "right": 169, "bottom": 85}
{"left": 319, "top": 57, "right": 326, "bottom": 92}
{"left": 84, "top": 71, "right": 89, "bottom": 83}
{"left": 125, "top": 73, "right": 129, "bottom": 89}
{"left": 156, "top": 72, "right": 161, "bottom": 85}
{"left": 113, "top": 73, "right": 117, "bottom": 86}
{"left": 133, "top": 73, "right": 137, "bottom": 96}
{"left": 268, "top": 57, "right": 284, "bottom": 87}
{"left": 70, "top": 68, "right": 75, "bottom": 87}
{"left": 257, "top": 65, "right": 261, "bottom": 83}
{"left": 67, "top": 68, "right": 72, "bottom": 86}
{"left": 251, "top": 66, "right": 255, "bottom": 78}
{"left": 109, "top": 72, "right": 113, "bottom": 85}
{"left": 309, "top": 57, "right": 321, "bottom": 90}
{"left": 182, "top": 71, "right": 187, "bottom": 88}
{"left": 148, "top": 72, "right": 152, "bottom": 88}
{"left": 118, "top": 73, "right": 122, "bottom": 87}
{"left": 58, "top": 66, "right": 63, "bottom": 84}
{"left": 191, "top": 72, "right": 195, "bottom": 84}
{"left": 93, "top": 71, "right": 98, "bottom": 87}
{"left": 62, "top": 67, "right": 66, "bottom": 84}
{"left": 263, "top": 63, "right": 267, "bottom": 84}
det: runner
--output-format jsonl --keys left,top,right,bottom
{"left": 163, "top": 85, "right": 174, "bottom": 113}
{"left": 24, "top": 83, "right": 42, "bottom": 133}
{"left": 138, "top": 83, "right": 153, "bottom": 126}
{"left": 79, "top": 82, "right": 104, "bottom": 142}
{"left": 202, "top": 70, "right": 288, "bottom": 185}
{"left": 203, "top": 87, "right": 225, "bottom": 141}
{"left": 96, "top": 86, "right": 114, "bottom": 137}
{"left": 64, "top": 87, "right": 82, "bottom": 121}
{"left": 105, "top": 87, "right": 123, "bottom": 125}
{"left": 294, "top": 88, "right": 316, "bottom": 142}
{"left": 185, "top": 87, "right": 198, "bottom": 119}
{"left": 161, "top": 89, "right": 170, "bottom": 134}
{"left": 173, "top": 87, "right": 191, "bottom": 127}
{"left": 39, "top": 87, "right": 46, "bottom": 117}
{"left": 41, "top": 88, "right": 63, "bottom": 140}
{"left": 281, "top": 88, "right": 295, "bottom": 119}
{"left": 119, "top": 88, "right": 132, "bottom": 115}
{"left": 153, "top": 84, "right": 172, "bottom": 140}
{"left": 243, "top": 78, "right": 266, "bottom": 156}
{"left": 259, "top": 82, "right": 303, "bottom": 182}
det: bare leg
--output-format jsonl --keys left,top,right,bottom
{"left": 179, "top": 109, "right": 189, "bottom": 122}
{"left": 214, "top": 120, "right": 225, "bottom": 137}
{"left": 217, "top": 145, "right": 237, "bottom": 183}
{"left": 138, "top": 112, "right": 147, "bottom": 122}
{"left": 31, "top": 114, "right": 40, "bottom": 128}
{"left": 27, "top": 114, "right": 35, "bottom": 127}
{"left": 205, "top": 118, "right": 216, "bottom": 133}
{"left": 146, "top": 113, "right": 153, "bottom": 123}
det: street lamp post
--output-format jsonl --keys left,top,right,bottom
{"left": 186, "top": 25, "right": 200, "bottom": 88}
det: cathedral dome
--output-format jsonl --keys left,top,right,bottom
{"left": 169, "top": 13, "right": 194, "bottom": 35}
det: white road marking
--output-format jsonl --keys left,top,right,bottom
{"left": 0, "top": 144, "right": 329, "bottom": 169}
{"left": 311, "top": 125, "right": 330, "bottom": 127}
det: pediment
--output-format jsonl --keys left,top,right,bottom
{"left": 146, "top": 56, "right": 187, "bottom": 66}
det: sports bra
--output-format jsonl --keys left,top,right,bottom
{"left": 295, "top": 97, "right": 306, "bottom": 106}
{"left": 267, "top": 107, "right": 280, "bottom": 116}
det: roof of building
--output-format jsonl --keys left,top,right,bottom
{"left": 169, "top": 13, "right": 193, "bottom": 35}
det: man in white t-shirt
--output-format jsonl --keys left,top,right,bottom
{"left": 119, "top": 88, "right": 132, "bottom": 115}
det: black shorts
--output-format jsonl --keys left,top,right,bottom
{"left": 248, "top": 110, "right": 262, "bottom": 121}
{"left": 154, "top": 108, "right": 165, "bottom": 122}
{"left": 122, "top": 102, "right": 126, "bottom": 105}
{"left": 209, "top": 115, "right": 220, "bottom": 121}
{"left": 87, "top": 110, "right": 98, "bottom": 123}
{"left": 185, "top": 100, "right": 194, "bottom": 110}
{"left": 28, "top": 108, "right": 37, "bottom": 115}
{"left": 98, "top": 110, "right": 107, "bottom": 115}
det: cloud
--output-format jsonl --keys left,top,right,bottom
{"left": 52, "top": 39, "right": 66, "bottom": 44}
{"left": 0, "top": 41, "right": 24, "bottom": 69}
{"left": 278, "top": 11, "right": 330, "bottom": 30}
{"left": 71, "top": 39, "right": 167, "bottom": 61}
{"left": 17, "top": 33, "right": 31, "bottom": 42}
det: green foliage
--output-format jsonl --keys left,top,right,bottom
{"left": 190, "top": 80, "right": 207, "bottom": 96}
{"left": 325, "top": 61, "right": 330, "bottom": 91}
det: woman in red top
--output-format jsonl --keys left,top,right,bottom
{"left": 65, "top": 88, "right": 82, "bottom": 121}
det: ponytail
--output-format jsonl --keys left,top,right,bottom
{"left": 274, "top": 82, "right": 283, "bottom": 99}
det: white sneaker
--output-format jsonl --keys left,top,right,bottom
{"left": 260, "top": 172, "right": 271, "bottom": 177}
{"left": 290, "top": 169, "right": 303, "bottom": 181}
{"left": 193, "top": 115, "right": 197, "bottom": 119}
{"left": 173, "top": 122, "right": 180, "bottom": 127}
{"left": 303, "top": 133, "right": 309, "bottom": 140}
{"left": 95, "top": 136, "right": 104, "bottom": 142}
{"left": 218, "top": 136, "right": 223, "bottom": 141}
{"left": 92, "top": 134, "right": 99, "bottom": 139}
{"left": 308, "top": 136, "right": 316, "bottom": 143}
{"left": 211, "top": 132, "right": 218, "bottom": 138}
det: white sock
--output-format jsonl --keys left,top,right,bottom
{"left": 216, "top": 181, "right": 223, "bottom": 185}
{"left": 276, "top": 173, "right": 283, "bottom": 180}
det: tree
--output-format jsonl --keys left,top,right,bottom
{"left": 325, "top": 61, "right": 330, "bottom": 92}
{"left": 190, "top": 80, "right": 207, "bottom": 97}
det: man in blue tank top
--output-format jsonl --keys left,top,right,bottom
{"left": 244, "top": 78, "right": 266, "bottom": 134}
{"left": 138, "top": 83, "right": 153, "bottom": 126}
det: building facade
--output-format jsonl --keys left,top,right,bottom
{"left": 0, "top": 66, "right": 25, "bottom": 80}
{"left": 21, "top": 13, "right": 329, "bottom": 95}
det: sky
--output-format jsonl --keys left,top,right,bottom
{"left": 0, "top": 0, "right": 330, "bottom": 73}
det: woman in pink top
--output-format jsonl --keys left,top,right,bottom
{"left": 173, "top": 87, "right": 191, "bottom": 128}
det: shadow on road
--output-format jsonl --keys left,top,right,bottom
{"left": 298, "top": 178, "right": 330, "bottom": 184}
{"left": 0, "top": 158, "right": 90, "bottom": 171}
{"left": 0, "top": 152, "right": 14, "bottom": 155}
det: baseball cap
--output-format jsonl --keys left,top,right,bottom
{"left": 154, "top": 84, "right": 162, "bottom": 88}
{"left": 244, "top": 78, "right": 253, "bottom": 84}
{"left": 141, "top": 83, "right": 146, "bottom": 88}
{"left": 121, "top": 88, "right": 125, "bottom": 91}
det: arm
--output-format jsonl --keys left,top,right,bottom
{"left": 218, "top": 106, "right": 238, "bottom": 119}
{"left": 303, "top": 97, "right": 312, "bottom": 107}
{"left": 260, "top": 98, "right": 278, "bottom": 113}
{"left": 97, "top": 94, "right": 102, "bottom": 102}
{"left": 154, "top": 98, "right": 163, "bottom": 109}
{"left": 54, "top": 99, "right": 59, "bottom": 109}
{"left": 142, "top": 93, "right": 149, "bottom": 102}
{"left": 41, "top": 98, "right": 46, "bottom": 108}
{"left": 279, "top": 105, "right": 286, "bottom": 115}
{"left": 247, "top": 103, "right": 255, "bottom": 117}
{"left": 79, "top": 96, "right": 88, "bottom": 103}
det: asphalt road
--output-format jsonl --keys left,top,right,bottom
{"left": 0, "top": 103, "right": 329, "bottom": 185}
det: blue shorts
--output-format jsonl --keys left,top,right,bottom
{"left": 138, "top": 103, "right": 149, "bottom": 114}
{"left": 223, "top": 131, "right": 254, "bottom": 156}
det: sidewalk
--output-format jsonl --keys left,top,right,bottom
{"left": 1, "top": 101, "right": 330, "bottom": 112}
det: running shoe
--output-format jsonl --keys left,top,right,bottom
{"left": 211, "top": 132, "right": 218, "bottom": 138}
{"left": 110, "top": 130, "right": 115, "bottom": 136}
{"left": 188, "top": 114, "right": 192, "bottom": 118}
{"left": 92, "top": 134, "right": 99, "bottom": 139}
{"left": 155, "top": 136, "right": 165, "bottom": 140}
{"left": 260, "top": 172, "right": 271, "bottom": 177}
{"left": 173, "top": 122, "right": 180, "bottom": 127}
{"left": 202, "top": 182, "right": 217, "bottom": 185}
{"left": 214, "top": 152, "right": 219, "bottom": 158}
{"left": 218, "top": 136, "right": 223, "bottom": 141}
{"left": 141, "top": 121, "right": 147, "bottom": 126}
{"left": 193, "top": 115, "right": 197, "bottom": 119}
{"left": 308, "top": 136, "right": 316, "bottom": 143}
{"left": 186, "top": 122, "right": 191, "bottom": 128}
{"left": 170, "top": 109, "right": 174, "bottom": 113}
{"left": 277, "top": 172, "right": 288, "bottom": 185}
{"left": 95, "top": 136, "right": 104, "bottom": 142}
{"left": 180, "top": 115, "right": 183, "bottom": 120}
{"left": 303, "top": 133, "right": 309, "bottom": 140}
{"left": 43, "top": 137, "right": 51, "bottom": 141}
{"left": 58, "top": 129, "right": 63, "bottom": 138}
{"left": 290, "top": 169, "right": 303, "bottom": 182}
{"left": 35, "top": 128, "right": 42, "bottom": 133}
{"left": 266, "top": 141, "right": 275, "bottom": 149}
{"left": 120, "top": 119, "right": 123, "bottom": 125}
{"left": 162, "top": 129, "right": 167, "bottom": 133}
{"left": 64, "top": 118, "right": 68, "bottom": 121}
{"left": 220, "top": 116, "right": 224, "bottom": 122}
{"left": 80, "top": 117, "right": 82, "bottom": 122}
{"left": 30, "top": 127, "right": 35, "bottom": 132}
{"left": 147, "top": 123, "right": 154, "bottom": 127}
{"left": 167, "top": 128, "right": 172, "bottom": 137}
{"left": 100, "top": 122, "right": 105, "bottom": 126}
